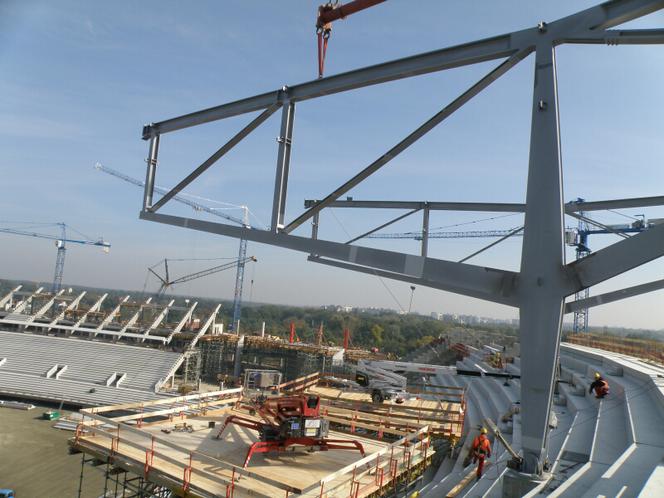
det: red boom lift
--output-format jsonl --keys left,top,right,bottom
{"left": 216, "top": 394, "right": 366, "bottom": 468}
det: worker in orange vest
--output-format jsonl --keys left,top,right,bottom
{"left": 471, "top": 427, "right": 492, "bottom": 478}
{"left": 589, "top": 372, "right": 610, "bottom": 398}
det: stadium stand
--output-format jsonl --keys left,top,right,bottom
{"left": 0, "top": 330, "right": 183, "bottom": 406}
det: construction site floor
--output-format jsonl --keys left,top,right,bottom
{"left": 0, "top": 401, "right": 105, "bottom": 497}
{"left": 75, "top": 408, "right": 411, "bottom": 497}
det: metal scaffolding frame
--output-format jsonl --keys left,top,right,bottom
{"left": 137, "top": 0, "right": 664, "bottom": 477}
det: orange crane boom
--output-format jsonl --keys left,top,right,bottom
{"left": 316, "top": 0, "right": 388, "bottom": 77}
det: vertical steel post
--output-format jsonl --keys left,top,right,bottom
{"left": 312, "top": 212, "right": 320, "bottom": 240}
{"left": 143, "top": 134, "right": 160, "bottom": 210}
{"left": 421, "top": 204, "right": 430, "bottom": 257}
{"left": 271, "top": 101, "right": 296, "bottom": 232}
{"left": 518, "top": 39, "right": 565, "bottom": 474}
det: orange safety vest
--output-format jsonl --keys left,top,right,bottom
{"left": 472, "top": 435, "right": 491, "bottom": 457}
{"left": 595, "top": 379, "right": 609, "bottom": 394}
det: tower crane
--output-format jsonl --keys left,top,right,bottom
{"left": 0, "top": 222, "right": 110, "bottom": 293}
{"left": 148, "top": 256, "right": 257, "bottom": 295}
{"left": 95, "top": 163, "right": 251, "bottom": 331}
{"left": 366, "top": 209, "right": 653, "bottom": 334}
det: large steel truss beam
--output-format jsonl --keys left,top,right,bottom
{"left": 283, "top": 49, "right": 531, "bottom": 233}
{"left": 137, "top": 0, "right": 664, "bottom": 483}
{"left": 143, "top": 34, "right": 525, "bottom": 138}
{"left": 565, "top": 277, "right": 664, "bottom": 313}
{"left": 567, "top": 222, "right": 664, "bottom": 291}
{"left": 304, "top": 194, "right": 664, "bottom": 213}
{"left": 140, "top": 211, "right": 519, "bottom": 306}
{"left": 149, "top": 105, "right": 280, "bottom": 213}
{"left": 141, "top": 1, "right": 664, "bottom": 140}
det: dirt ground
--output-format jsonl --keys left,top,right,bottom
{"left": 0, "top": 402, "right": 105, "bottom": 497}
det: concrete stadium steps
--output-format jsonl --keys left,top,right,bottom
{"left": 422, "top": 343, "right": 664, "bottom": 497}
{"left": 0, "top": 369, "right": 162, "bottom": 406}
{"left": 0, "top": 330, "right": 181, "bottom": 392}
{"left": 0, "top": 330, "right": 182, "bottom": 405}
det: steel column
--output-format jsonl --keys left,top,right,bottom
{"left": 518, "top": 42, "right": 566, "bottom": 474}
{"left": 421, "top": 205, "right": 430, "bottom": 257}
{"left": 271, "top": 102, "right": 296, "bottom": 231}
{"left": 143, "top": 135, "right": 160, "bottom": 210}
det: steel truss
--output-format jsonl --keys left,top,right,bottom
{"left": 138, "top": 0, "right": 664, "bottom": 476}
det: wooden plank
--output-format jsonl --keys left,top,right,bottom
{"left": 84, "top": 387, "right": 242, "bottom": 414}
{"left": 446, "top": 463, "right": 492, "bottom": 497}
{"left": 109, "top": 397, "right": 239, "bottom": 422}
{"left": 324, "top": 415, "right": 410, "bottom": 436}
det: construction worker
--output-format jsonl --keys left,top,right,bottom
{"left": 589, "top": 372, "right": 610, "bottom": 398}
{"left": 471, "top": 427, "right": 492, "bottom": 479}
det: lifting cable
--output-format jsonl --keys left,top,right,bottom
{"left": 317, "top": 26, "right": 331, "bottom": 78}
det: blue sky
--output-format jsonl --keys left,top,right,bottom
{"left": 1, "top": 1, "right": 663, "bottom": 329}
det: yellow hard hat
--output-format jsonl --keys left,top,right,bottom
{"left": 480, "top": 427, "right": 488, "bottom": 434}
{"left": 595, "top": 372, "right": 601, "bottom": 379}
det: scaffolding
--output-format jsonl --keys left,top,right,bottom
{"left": 181, "top": 349, "right": 202, "bottom": 386}
{"left": 77, "top": 455, "right": 171, "bottom": 498}
{"left": 199, "top": 335, "right": 238, "bottom": 382}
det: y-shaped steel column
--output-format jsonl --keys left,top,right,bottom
{"left": 519, "top": 39, "right": 565, "bottom": 473}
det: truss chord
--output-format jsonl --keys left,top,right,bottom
{"left": 282, "top": 49, "right": 532, "bottom": 234}
{"left": 150, "top": 105, "right": 280, "bottom": 214}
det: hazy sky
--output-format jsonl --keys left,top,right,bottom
{"left": 1, "top": 1, "right": 663, "bottom": 329}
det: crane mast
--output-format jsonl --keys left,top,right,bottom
{"left": 96, "top": 163, "right": 253, "bottom": 330}
{"left": 53, "top": 224, "right": 67, "bottom": 293}
{"left": 0, "top": 222, "right": 110, "bottom": 292}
